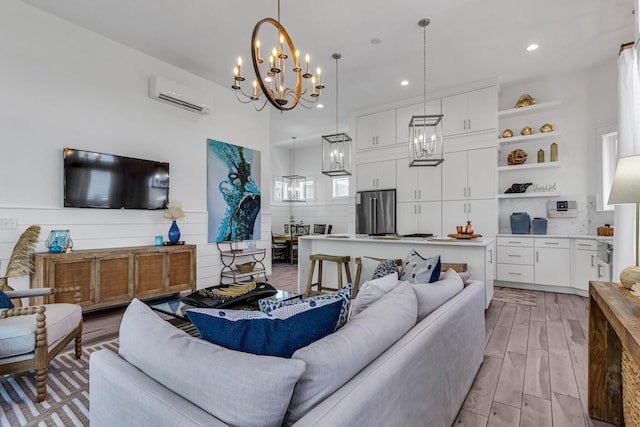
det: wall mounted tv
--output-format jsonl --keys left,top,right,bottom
{"left": 63, "top": 148, "right": 169, "bottom": 210}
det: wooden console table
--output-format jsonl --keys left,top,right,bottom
{"left": 30, "top": 245, "right": 196, "bottom": 312}
{"left": 588, "top": 281, "right": 640, "bottom": 425}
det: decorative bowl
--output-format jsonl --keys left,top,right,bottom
{"left": 540, "top": 123, "right": 554, "bottom": 133}
{"left": 520, "top": 126, "right": 533, "bottom": 135}
{"left": 514, "top": 94, "right": 536, "bottom": 108}
{"left": 507, "top": 149, "right": 528, "bottom": 165}
{"left": 501, "top": 129, "right": 513, "bottom": 138}
{"left": 237, "top": 262, "right": 256, "bottom": 274}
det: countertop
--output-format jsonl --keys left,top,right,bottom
{"left": 497, "top": 233, "right": 613, "bottom": 242}
{"left": 299, "top": 234, "right": 495, "bottom": 247}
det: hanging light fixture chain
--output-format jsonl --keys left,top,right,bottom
{"left": 422, "top": 19, "right": 428, "bottom": 115}
{"left": 334, "top": 54, "right": 340, "bottom": 134}
{"left": 277, "top": 0, "right": 280, "bottom": 23}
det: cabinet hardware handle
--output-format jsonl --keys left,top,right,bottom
{"left": 464, "top": 203, "right": 467, "bottom": 213}
{"left": 597, "top": 264, "right": 602, "bottom": 278}
{"left": 536, "top": 251, "right": 539, "bottom": 263}
{"left": 508, "top": 254, "right": 521, "bottom": 257}
{"left": 468, "top": 119, "right": 471, "bottom": 129}
{"left": 418, "top": 189, "right": 421, "bottom": 199}
{"left": 508, "top": 272, "right": 522, "bottom": 275}
{"left": 488, "top": 249, "right": 493, "bottom": 263}
{"left": 414, "top": 205, "right": 417, "bottom": 214}
{"left": 372, "top": 136, "right": 375, "bottom": 146}
{"left": 468, "top": 202, "right": 471, "bottom": 213}
{"left": 468, "top": 187, "right": 471, "bottom": 198}
{"left": 544, "top": 242, "right": 560, "bottom": 245}
{"left": 590, "top": 254, "right": 594, "bottom": 268}
{"left": 463, "top": 187, "right": 467, "bottom": 198}
{"left": 507, "top": 241, "right": 521, "bottom": 244}
{"left": 578, "top": 243, "right": 591, "bottom": 247}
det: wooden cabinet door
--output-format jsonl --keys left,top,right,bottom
{"left": 167, "top": 249, "right": 195, "bottom": 292}
{"left": 135, "top": 252, "right": 166, "bottom": 297}
{"left": 97, "top": 254, "right": 132, "bottom": 303}
{"left": 50, "top": 257, "right": 95, "bottom": 307}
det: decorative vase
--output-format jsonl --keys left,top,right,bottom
{"left": 465, "top": 221, "right": 474, "bottom": 235}
{"left": 168, "top": 220, "right": 180, "bottom": 243}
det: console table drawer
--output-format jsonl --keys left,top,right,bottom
{"left": 497, "top": 246, "right": 534, "bottom": 265}
{"left": 497, "top": 236, "right": 533, "bottom": 247}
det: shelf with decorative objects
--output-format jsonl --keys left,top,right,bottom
{"left": 497, "top": 162, "right": 561, "bottom": 172}
{"left": 498, "top": 130, "right": 561, "bottom": 148}
{"left": 216, "top": 242, "right": 267, "bottom": 284}
{"left": 497, "top": 100, "right": 562, "bottom": 119}
{"left": 497, "top": 192, "right": 561, "bottom": 199}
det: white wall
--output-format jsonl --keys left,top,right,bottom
{"left": 0, "top": 0, "right": 271, "bottom": 291}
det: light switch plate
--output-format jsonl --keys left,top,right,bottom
{"left": 0, "top": 218, "right": 18, "bottom": 229}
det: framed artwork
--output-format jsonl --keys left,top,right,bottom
{"left": 207, "top": 139, "right": 261, "bottom": 242}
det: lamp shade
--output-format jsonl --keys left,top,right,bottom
{"left": 608, "top": 155, "right": 640, "bottom": 204}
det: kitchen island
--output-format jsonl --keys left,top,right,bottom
{"left": 298, "top": 235, "right": 495, "bottom": 308}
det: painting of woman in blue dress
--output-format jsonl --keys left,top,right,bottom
{"left": 207, "top": 139, "right": 261, "bottom": 242}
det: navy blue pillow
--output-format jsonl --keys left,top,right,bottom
{"left": 399, "top": 250, "right": 441, "bottom": 283}
{"left": 187, "top": 299, "right": 343, "bottom": 358}
{"left": 0, "top": 289, "right": 15, "bottom": 309}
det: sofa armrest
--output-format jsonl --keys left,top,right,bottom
{"left": 90, "top": 349, "right": 227, "bottom": 427}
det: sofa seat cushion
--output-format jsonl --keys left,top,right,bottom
{"left": 118, "top": 299, "right": 306, "bottom": 427}
{"left": 0, "top": 303, "right": 81, "bottom": 358}
{"left": 286, "top": 281, "right": 417, "bottom": 423}
{"left": 412, "top": 268, "right": 465, "bottom": 321}
{"left": 187, "top": 298, "right": 343, "bottom": 358}
{"left": 258, "top": 283, "right": 352, "bottom": 329}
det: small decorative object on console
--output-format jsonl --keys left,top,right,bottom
{"left": 540, "top": 123, "right": 554, "bottom": 133}
{"left": 507, "top": 149, "right": 527, "bottom": 165}
{"left": 45, "top": 229, "right": 73, "bottom": 253}
{"left": 514, "top": 94, "right": 536, "bottom": 108}
{"left": 520, "top": 126, "right": 533, "bottom": 136}
{"left": 505, "top": 183, "right": 533, "bottom": 194}
{"left": 501, "top": 129, "right": 513, "bottom": 138}
{"left": 465, "top": 221, "right": 473, "bottom": 235}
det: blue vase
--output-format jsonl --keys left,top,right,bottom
{"left": 168, "top": 220, "right": 180, "bottom": 243}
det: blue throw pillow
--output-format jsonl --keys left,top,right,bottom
{"left": 186, "top": 299, "right": 343, "bottom": 358}
{"left": 0, "top": 290, "right": 14, "bottom": 309}
{"left": 372, "top": 259, "right": 399, "bottom": 280}
{"left": 258, "top": 283, "right": 353, "bottom": 330}
{"left": 399, "top": 250, "right": 441, "bottom": 283}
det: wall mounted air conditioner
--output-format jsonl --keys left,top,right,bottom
{"left": 149, "top": 75, "right": 211, "bottom": 115}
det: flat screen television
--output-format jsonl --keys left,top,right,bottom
{"left": 63, "top": 148, "right": 169, "bottom": 209}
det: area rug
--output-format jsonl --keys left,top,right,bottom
{"left": 0, "top": 339, "right": 118, "bottom": 427}
{"left": 492, "top": 286, "right": 537, "bottom": 306}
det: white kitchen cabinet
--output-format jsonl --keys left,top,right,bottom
{"left": 534, "top": 238, "right": 570, "bottom": 287}
{"left": 442, "top": 148, "right": 496, "bottom": 201}
{"left": 356, "top": 110, "right": 396, "bottom": 150}
{"left": 396, "top": 99, "right": 442, "bottom": 144}
{"left": 442, "top": 87, "right": 497, "bottom": 136}
{"left": 396, "top": 161, "right": 441, "bottom": 202}
{"left": 396, "top": 201, "right": 441, "bottom": 236}
{"left": 572, "top": 239, "right": 600, "bottom": 291}
{"left": 356, "top": 160, "right": 396, "bottom": 191}
{"left": 496, "top": 236, "right": 534, "bottom": 283}
{"left": 442, "top": 198, "right": 497, "bottom": 237}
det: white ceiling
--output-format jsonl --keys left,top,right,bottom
{"left": 21, "top": 0, "right": 635, "bottom": 147}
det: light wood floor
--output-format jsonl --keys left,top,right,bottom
{"left": 79, "top": 266, "right": 614, "bottom": 426}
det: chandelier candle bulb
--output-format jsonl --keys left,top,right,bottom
{"left": 304, "top": 54, "right": 311, "bottom": 77}
{"left": 255, "top": 40, "right": 262, "bottom": 63}
{"left": 316, "top": 68, "right": 323, "bottom": 89}
{"left": 236, "top": 57, "right": 244, "bottom": 80}
{"left": 294, "top": 50, "right": 300, "bottom": 71}
{"left": 252, "top": 80, "right": 258, "bottom": 98}
{"left": 311, "top": 76, "right": 317, "bottom": 96}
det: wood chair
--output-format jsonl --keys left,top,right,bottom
{"left": 271, "top": 232, "right": 288, "bottom": 262}
{"left": 295, "top": 225, "right": 310, "bottom": 235}
{"left": 305, "top": 254, "right": 352, "bottom": 297}
{"left": 0, "top": 286, "right": 83, "bottom": 402}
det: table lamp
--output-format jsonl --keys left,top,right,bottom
{"left": 608, "top": 154, "right": 640, "bottom": 288}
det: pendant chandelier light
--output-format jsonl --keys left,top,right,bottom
{"left": 231, "top": 0, "right": 323, "bottom": 111}
{"left": 409, "top": 18, "right": 444, "bottom": 167}
{"left": 282, "top": 137, "right": 306, "bottom": 202}
{"left": 322, "top": 53, "right": 352, "bottom": 177}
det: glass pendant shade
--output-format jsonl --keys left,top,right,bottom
{"left": 281, "top": 174, "right": 306, "bottom": 202}
{"left": 409, "top": 114, "right": 444, "bottom": 166}
{"left": 322, "top": 133, "right": 352, "bottom": 176}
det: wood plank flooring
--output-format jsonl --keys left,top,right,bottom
{"left": 78, "top": 268, "right": 615, "bottom": 426}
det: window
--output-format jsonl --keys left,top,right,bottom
{"left": 272, "top": 176, "right": 315, "bottom": 202}
{"left": 332, "top": 177, "right": 349, "bottom": 198}
{"left": 304, "top": 177, "right": 315, "bottom": 201}
{"left": 273, "top": 177, "right": 283, "bottom": 202}
{"left": 599, "top": 130, "right": 618, "bottom": 211}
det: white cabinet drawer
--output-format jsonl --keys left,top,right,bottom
{"left": 497, "top": 264, "right": 534, "bottom": 283}
{"left": 574, "top": 239, "right": 598, "bottom": 251}
{"left": 497, "top": 236, "right": 533, "bottom": 247}
{"left": 534, "top": 238, "right": 570, "bottom": 249}
{"left": 497, "top": 246, "right": 534, "bottom": 265}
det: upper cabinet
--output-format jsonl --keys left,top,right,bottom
{"left": 395, "top": 99, "right": 442, "bottom": 144}
{"left": 441, "top": 87, "right": 497, "bottom": 136}
{"left": 396, "top": 159, "right": 442, "bottom": 202}
{"left": 356, "top": 160, "right": 397, "bottom": 191}
{"left": 356, "top": 110, "right": 396, "bottom": 150}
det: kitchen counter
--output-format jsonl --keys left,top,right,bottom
{"left": 297, "top": 235, "right": 495, "bottom": 308}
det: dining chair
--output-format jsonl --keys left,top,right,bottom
{"left": 271, "top": 232, "right": 288, "bottom": 262}
{"left": 289, "top": 227, "right": 299, "bottom": 264}
{"left": 313, "top": 224, "right": 327, "bottom": 234}
{"left": 284, "top": 224, "right": 290, "bottom": 234}
{"left": 296, "top": 225, "right": 310, "bottom": 235}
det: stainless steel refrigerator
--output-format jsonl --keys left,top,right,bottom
{"left": 356, "top": 189, "right": 396, "bottom": 235}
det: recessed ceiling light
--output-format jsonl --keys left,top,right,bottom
{"left": 316, "top": 104, "right": 324, "bottom": 109}
{"left": 400, "top": 80, "right": 409, "bottom": 86}
{"left": 526, "top": 43, "right": 539, "bottom": 52}
{"left": 371, "top": 38, "right": 382, "bottom": 45}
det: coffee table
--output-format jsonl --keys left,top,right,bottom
{"left": 149, "top": 288, "right": 301, "bottom": 322}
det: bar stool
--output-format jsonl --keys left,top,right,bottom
{"left": 305, "top": 254, "right": 352, "bottom": 297}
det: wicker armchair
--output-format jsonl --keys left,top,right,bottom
{"left": 0, "top": 286, "right": 83, "bottom": 402}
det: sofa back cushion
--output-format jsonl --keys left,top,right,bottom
{"left": 286, "top": 281, "right": 417, "bottom": 423}
{"left": 412, "top": 268, "right": 465, "bottom": 322}
{"left": 118, "top": 299, "right": 306, "bottom": 427}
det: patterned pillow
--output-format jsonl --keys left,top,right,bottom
{"left": 186, "top": 298, "right": 343, "bottom": 358}
{"left": 0, "top": 290, "right": 14, "bottom": 309}
{"left": 372, "top": 259, "right": 399, "bottom": 280}
{"left": 399, "top": 250, "right": 441, "bottom": 283}
{"left": 258, "top": 283, "right": 353, "bottom": 330}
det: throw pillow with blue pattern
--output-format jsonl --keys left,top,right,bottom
{"left": 372, "top": 259, "right": 399, "bottom": 280}
{"left": 399, "top": 250, "right": 441, "bottom": 283}
{"left": 186, "top": 298, "right": 343, "bottom": 358}
{"left": 258, "top": 283, "right": 352, "bottom": 330}
{"left": 0, "top": 290, "right": 14, "bottom": 309}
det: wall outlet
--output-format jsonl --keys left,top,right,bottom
{"left": 0, "top": 218, "right": 18, "bottom": 229}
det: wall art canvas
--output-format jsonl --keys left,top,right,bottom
{"left": 207, "top": 139, "right": 261, "bottom": 242}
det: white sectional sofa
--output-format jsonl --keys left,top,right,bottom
{"left": 90, "top": 279, "right": 485, "bottom": 426}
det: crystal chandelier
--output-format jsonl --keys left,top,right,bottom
{"left": 282, "top": 137, "right": 306, "bottom": 202}
{"left": 232, "top": 0, "right": 323, "bottom": 111}
{"left": 322, "top": 53, "right": 352, "bottom": 176}
{"left": 409, "top": 18, "right": 444, "bottom": 167}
